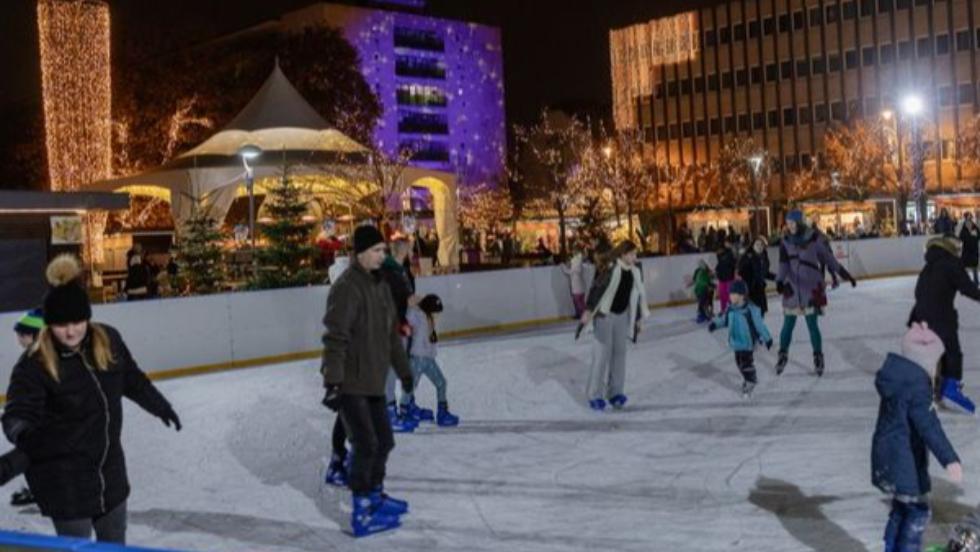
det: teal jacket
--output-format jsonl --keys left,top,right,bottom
{"left": 711, "top": 302, "right": 772, "bottom": 352}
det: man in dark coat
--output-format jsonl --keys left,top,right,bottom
{"left": 872, "top": 323, "right": 961, "bottom": 551}
{"left": 934, "top": 208, "right": 956, "bottom": 237}
{"left": 957, "top": 212, "right": 980, "bottom": 284}
{"left": 909, "top": 236, "right": 980, "bottom": 413}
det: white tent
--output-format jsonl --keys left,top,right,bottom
{"left": 87, "top": 62, "right": 459, "bottom": 266}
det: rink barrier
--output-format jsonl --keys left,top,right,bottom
{"left": 0, "top": 529, "right": 184, "bottom": 551}
{"left": 0, "top": 236, "right": 930, "bottom": 393}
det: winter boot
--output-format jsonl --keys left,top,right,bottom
{"left": 387, "top": 403, "right": 417, "bottom": 433}
{"left": 814, "top": 352, "right": 825, "bottom": 377}
{"left": 609, "top": 394, "right": 628, "bottom": 410}
{"left": 401, "top": 399, "right": 434, "bottom": 422}
{"left": 695, "top": 312, "right": 709, "bottom": 324}
{"left": 588, "top": 398, "right": 607, "bottom": 411}
{"left": 436, "top": 402, "right": 460, "bottom": 427}
{"left": 324, "top": 453, "right": 348, "bottom": 487}
{"left": 371, "top": 486, "right": 409, "bottom": 516}
{"left": 351, "top": 493, "right": 400, "bottom": 537}
{"left": 775, "top": 351, "right": 789, "bottom": 376}
{"left": 941, "top": 379, "right": 977, "bottom": 415}
{"left": 741, "top": 381, "right": 756, "bottom": 399}
{"left": 9, "top": 487, "right": 33, "bottom": 507}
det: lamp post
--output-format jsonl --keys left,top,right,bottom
{"left": 238, "top": 144, "right": 262, "bottom": 278}
{"left": 748, "top": 155, "right": 763, "bottom": 237}
{"left": 901, "top": 94, "right": 926, "bottom": 227}
{"left": 831, "top": 171, "right": 842, "bottom": 236}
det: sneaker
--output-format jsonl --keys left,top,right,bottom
{"left": 775, "top": 351, "right": 788, "bottom": 376}
{"left": 941, "top": 379, "right": 976, "bottom": 415}
{"left": 588, "top": 399, "right": 607, "bottom": 411}
{"left": 351, "top": 493, "right": 401, "bottom": 537}
{"left": 608, "top": 394, "right": 628, "bottom": 410}
{"left": 742, "top": 381, "right": 756, "bottom": 399}
{"left": 814, "top": 352, "right": 825, "bottom": 377}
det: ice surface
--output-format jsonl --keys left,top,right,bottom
{"left": 3, "top": 275, "right": 980, "bottom": 551}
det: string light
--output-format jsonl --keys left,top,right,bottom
{"left": 37, "top": 0, "right": 111, "bottom": 191}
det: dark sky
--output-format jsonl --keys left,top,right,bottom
{"left": 0, "top": 0, "right": 708, "bottom": 125}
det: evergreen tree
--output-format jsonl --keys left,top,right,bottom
{"left": 251, "top": 168, "right": 321, "bottom": 289}
{"left": 175, "top": 201, "right": 225, "bottom": 294}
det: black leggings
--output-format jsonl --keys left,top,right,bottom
{"left": 331, "top": 417, "right": 347, "bottom": 458}
{"left": 339, "top": 395, "right": 394, "bottom": 494}
{"left": 938, "top": 331, "right": 964, "bottom": 382}
{"left": 52, "top": 500, "right": 127, "bottom": 544}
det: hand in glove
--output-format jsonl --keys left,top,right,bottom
{"left": 764, "top": 339, "right": 773, "bottom": 350}
{"left": 777, "top": 281, "right": 793, "bottom": 298}
{"left": 838, "top": 267, "right": 857, "bottom": 288}
{"left": 322, "top": 385, "right": 342, "bottom": 412}
{"left": 708, "top": 322, "right": 717, "bottom": 333}
{"left": 400, "top": 376, "right": 414, "bottom": 395}
{"left": 160, "top": 407, "right": 182, "bottom": 432}
{"left": 0, "top": 449, "right": 29, "bottom": 486}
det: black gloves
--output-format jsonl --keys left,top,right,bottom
{"left": 708, "top": 322, "right": 717, "bottom": 333}
{"left": 765, "top": 339, "right": 773, "bottom": 350}
{"left": 400, "top": 376, "right": 414, "bottom": 395}
{"left": 0, "top": 449, "right": 29, "bottom": 486}
{"left": 777, "top": 281, "right": 793, "bottom": 297}
{"left": 160, "top": 408, "right": 182, "bottom": 432}
{"left": 322, "top": 385, "right": 342, "bottom": 412}
{"left": 838, "top": 266, "right": 857, "bottom": 288}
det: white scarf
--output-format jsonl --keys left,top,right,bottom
{"left": 594, "top": 260, "right": 651, "bottom": 326}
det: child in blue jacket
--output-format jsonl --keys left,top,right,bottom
{"left": 872, "top": 322, "right": 962, "bottom": 552}
{"left": 709, "top": 280, "right": 772, "bottom": 398}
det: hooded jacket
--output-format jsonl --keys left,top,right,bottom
{"left": 958, "top": 221, "right": 980, "bottom": 269}
{"left": 711, "top": 302, "right": 772, "bottom": 352}
{"left": 909, "top": 238, "right": 980, "bottom": 338}
{"left": 872, "top": 353, "right": 959, "bottom": 496}
{"left": 778, "top": 225, "right": 842, "bottom": 311}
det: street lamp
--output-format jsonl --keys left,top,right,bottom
{"left": 747, "top": 155, "right": 764, "bottom": 237}
{"left": 238, "top": 144, "right": 262, "bottom": 277}
{"left": 901, "top": 94, "right": 926, "bottom": 227}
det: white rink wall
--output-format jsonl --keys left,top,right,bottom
{"left": 0, "top": 236, "right": 930, "bottom": 386}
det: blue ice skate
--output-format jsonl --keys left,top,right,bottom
{"left": 371, "top": 486, "right": 409, "bottom": 515}
{"left": 400, "top": 399, "right": 434, "bottom": 422}
{"left": 436, "top": 402, "right": 459, "bottom": 427}
{"left": 609, "top": 394, "right": 628, "bottom": 410}
{"left": 589, "top": 399, "right": 607, "bottom": 411}
{"left": 387, "top": 403, "right": 418, "bottom": 433}
{"left": 351, "top": 493, "right": 400, "bottom": 537}
{"left": 695, "top": 313, "right": 709, "bottom": 324}
{"left": 324, "top": 453, "right": 348, "bottom": 487}
{"left": 941, "top": 379, "right": 976, "bottom": 415}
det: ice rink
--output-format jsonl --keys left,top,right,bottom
{"left": 3, "top": 275, "right": 980, "bottom": 551}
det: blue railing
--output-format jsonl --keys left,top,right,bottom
{"left": 0, "top": 530, "right": 186, "bottom": 551}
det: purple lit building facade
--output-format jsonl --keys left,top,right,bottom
{"left": 282, "top": 3, "right": 507, "bottom": 188}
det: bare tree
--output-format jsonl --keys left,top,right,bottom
{"left": 458, "top": 182, "right": 515, "bottom": 236}
{"left": 596, "top": 126, "right": 655, "bottom": 241}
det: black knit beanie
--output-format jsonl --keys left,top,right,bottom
{"left": 419, "top": 294, "right": 443, "bottom": 314}
{"left": 43, "top": 255, "right": 91, "bottom": 325}
{"left": 353, "top": 225, "right": 385, "bottom": 254}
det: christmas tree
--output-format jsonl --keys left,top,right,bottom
{"left": 175, "top": 201, "right": 225, "bottom": 294}
{"left": 251, "top": 167, "right": 321, "bottom": 289}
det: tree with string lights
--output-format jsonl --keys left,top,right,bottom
{"left": 174, "top": 199, "right": 225, "bottom": 295}
{"left": 251, "top": 165, "right": 321, "bottom": 290}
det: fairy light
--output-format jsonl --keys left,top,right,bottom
{"left": 38, "top": 0, "right": 111, "bottom": 191}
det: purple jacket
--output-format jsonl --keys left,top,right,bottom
{"left": 778, "top": 228, "right": 841, "bottom": 311}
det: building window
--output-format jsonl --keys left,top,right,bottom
{"left": 704, "top": 29, "right": 717, "bottom": 47}
{"left": 845, "top": 49, "right": 859, "bottom": 69}
{"left": 812, "top": 56, "right": 826, "bottom": 74}
{"left": 939, "top": 85, "right": 955, "bottom": 106}
{"left": 810, "top": 6, "right": 823, "bottom": 25}
{"left": 696, "top": 120, "right": 708, "bottom": 136}
{"left": 793, "top": 11, "right": 805, "bottom": 30}
{"left": 957, "top": 29, "right": 973, "bottom": 51}
{"left": 694, "top": 76, "right": 705, "bottom": 93}
{"left": 898, "top": 40, "right": 914, "bottom": 60}
{"left": 668, "top": 81, "right": 678, "bottom": 97}
{"left": 922, "top": 140, "right": 934, "bottom": 160}
{"left": 880, "top": 44, "right": 894, "bottom": 64}
{"left": 896, "top": 0, "right": 911, "bottom": 8}
{"left": 785, "top": 154, "right": 799, "bottom": 171}
{"left": 843, "top": 1, "right": 857, "bottom": 19}
{"left": 848, "top": 99, "right": 863, "bottom": 118}
{"left": 400, "top": 140, "right": 449, "bottom": 162}
{"left": 394, "top": 27, "right": 445, "bottom": 52}
{"left": 862, "top": 46, "right": 877, "bottom": 66}
{"left": 878, "top": 0, "right": 893, "bottom": 12}
{"left": 860, "top": 0, "right": 875, "bottom": 16}
{"left": 710, "top": 118, "right": 722, "bottom": 135}
{"left": 801, "top": 153, "right": 813, "bottom": 169}
{"left": 826, "top": 4, "right": 840, "bottom": 22}
{"left": 959, "top": 83, "right": 975, "bottom": 104}
{"left": 783, "top": 107, "right": 797, "bottom": 125}
{"left": 725, "top": 115, "right": 737, "bottom": 132}
{"left": 681, "top": 79, "right": 692, "bottom": 95}
{"left": 942, "top": 140, "right": 955, "bottom": 160}
{"left": 831, "top": 101, "right": 846, "bottom": 121}
{"left": 766, "top": 63, "right": 779, "bottom": 81}
{"left": 722, "top": 72, "right": 733, "bottom": 88}
{"left": 915, "top": 0, "right": 929, "bottom": 6}
{"left": 734, "top": 23, "right": 746, "bottom": 41}
{"left": 708, "top": 74, "right": 720, "bottom": 91}
{"left": 751, "top": 66, "right": 764, "bottom": 84}
{"left": 396, "top": 84, "right": 448, "bottom": 107}
{"left": 829, "top": 53, "right": 842, "bottom": 72}
{"left": 779, "top": 13, "right": 791, "bottom": 33}
{"left": 395, "top": 56, "right": 447, "bottom": 79}
{"left": 917, "top": 37, "right": 933, "bottom": 57}
{"left": 749, "top": 20, "right": 760, "bottom": 39}
{"left": 736, "top": 69, "right": 748, "bottom": 86}
{"left": 753, "top": 112, "right": 765, "bottom": 129}
{"left": 738, "top": 114, "right": 751, "bottom": 131}
{"left": 799, "top": 106, "right": 812, "bottom": 125}
{"left": 764, "top": 17, "right": 775, "bottom": 35}
{"left": 768, "top": 110, "right": 780, "bottom": 127}
{"left": 815, "top": 103, "right": 828, "bottom": 123}
{"left": 656, "top": 126, "right": 667, "bottom": 141}
{"left": 683, "top": 122, "right": 694, "bottom": 138}
{"left": 720, "top": 27, "right": 731, "bottom": 44}
{"left": 398, "top": 111, "right": 449, "bottom": 134}
{"left": 781, "top": 60, "right": 794, "bottom": 79}
{"left": 669, "top": 124, "right": 679, "bottom": 139}
{"left": 936, "top": 34, "right": 950, "bottom": 55}
{"left": 797, "top": 59, "right": 811, "bottom": 77}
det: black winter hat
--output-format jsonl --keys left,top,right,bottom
{"left": 353, "top": 225, "right": 385, "bottom": 254}
{"left": 730, "top": 280, "right": 748, "bottom": 296}
{"left": 43, "top": 255, "right": 92, "bottom": 325}
{"left": 419, "top": 294, "right": 443, "bottom": 314}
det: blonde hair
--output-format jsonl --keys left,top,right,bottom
{"left": 31, "top": 323, "right": 114, "bottom": 382}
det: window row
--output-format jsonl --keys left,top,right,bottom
{"left": 704, "top": 0, "right": 942, "bottom": 47}
{"left": 654, "top": 103, "right": 848, "bottom": 141}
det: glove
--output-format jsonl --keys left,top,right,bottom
{"left": 775, "top": 281, "right": 784, "bottom": 295}
{"left": 0, "top": 449, "right": 29, "bottom": 486}
{"left": 160, "top": 407, "right": 182, "bottom": 432}
{"left": 400, "top": 376, "right": 414, "bottom": 395}
{"left": 708, "top": 322, "right": 717, "bottom": 333}
{"left": 765, "top": 339, "right": 773, "bottom": 350}
{"left": 778, "top": 281, "right": 793, "bottom": 298}
{"left": 838, "top": 267, "right": 858, "bottom": 288}
{"left": 398, "top": 323, "right": 412, "bottom": 337}
{"left": 322, "top": 385, "right": 342, "bottom": 412}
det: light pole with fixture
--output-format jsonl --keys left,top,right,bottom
{"left": 901, "top": 94, "right": 926, "bottom": 227}
{"left": 748, "top": 155, "right": 763, "bottom": 237}
{"left": 238, "top": 144, "right": 262, "bottom": 278}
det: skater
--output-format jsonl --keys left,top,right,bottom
{"left": 708, "top": 280, "right": 773, "bottom": 398}
{"left": 7, "top": 309, "right": 45, "bottom": 507}
{"left": 908, "top": 235, "right": 980, "bottom": 414}
{"left": 738, "top": 237, "right": 777, "bottom": 316}
{"left": 774, "top": 210, "right": 857, "bottom": 377}
{"left": 872, "top": 322, "right": 962, "bottom": 552}
{"left": 399, "top": 294, "right": 459, "bottom": 427}
{"left": 2, "top": 255, "right": 181, "bottom": 545}
{"left": 581, "top": 240, "right": 650, "bottom": 411}
{"left": 321, "top": 225, "right": 415, "bottom": 537}
{"left": 934, "top": 208, "right": 956, "bottom": 237}
{"left": 691, "top": 259, "right": 715, "bottom": 323}
{"left": 560, "top": 250, "right": 587, "bottom": 319}
{"left": 957, "top": 212, "right": 980, "bottom": 285}
{"left": 380, "top": 237, "right": 418, "bottom": 433}
{"left": 715, "top": 237, "right": 737, "bottom": 313}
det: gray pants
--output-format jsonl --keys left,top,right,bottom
{"left": 52, "top": 500, "right": 127, "bottom": 544}
{"left": 400, "top": 356, "right": 448, "bottom": 406}
{"left": 587, "top": 311, "right": 629, "bottom": 401}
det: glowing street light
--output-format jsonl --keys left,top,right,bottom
{"left": 900, "top": 94, "right": 927, "bottom": 225}
{"left": 238, "top": 144, "right": 262, "bottom": 277}
{"left": 902, "top": 94, "right": 923, "bottom": 117}
{"left": 880, "top": 109, "right": 893, "bottom": 121}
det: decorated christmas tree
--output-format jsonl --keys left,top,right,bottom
{"left": 175, "top": 201, "right": 225, "bottom": 294}
{"left": 251, "top": 167, "right": 321, "bottom": 289}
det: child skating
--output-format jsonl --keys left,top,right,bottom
{"left": 708, "top": 280, "right": 773, "bottom": 398}
{"left": 399, "top": 294, "right": 459, "bottom": 426}
{"left": 691, "top": 259, "right": 715, "bottom": 324}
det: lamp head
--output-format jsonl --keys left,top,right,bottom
{"left": 902, "top": 95, "right": 923, "bottom": 116}
{"left": 238, "top": 144, "right": 263, "bottom": 160}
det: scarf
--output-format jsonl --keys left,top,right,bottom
{"left": 594, "top": 260, "right": 651, "bottom": 339}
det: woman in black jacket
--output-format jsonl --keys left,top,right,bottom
{"left": 737, "top": 237, "right": 777, "bottom": 315}
{"left": 958, "top": 212, "right": 980, "bottom": 284}
{"left": 2, "top": 255, "right": 180, "bottom": 544}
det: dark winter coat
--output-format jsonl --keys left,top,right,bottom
{"left": 125, "top": 261, "right": 150, "bottom": 297}
{"left": 872, "top": 353, "right": 959, "bottom": 496}
{"left": 715, "top": 248, "right": 736, "bottom": 282}
{"left": 380, "top": 256, "right": 415, "bottom": 324}
{"left": 777, "top": 226, "right": 842, "bottom": 312}
{"left": 321, "top": 260, "right": 412, "bottom": 396}
{"left": 2, "top": 324, "right": 176, "bottom": 520}
{"left": 909, "top": 240, "right": 980, "bottom": 341}
{"left": 959, "top": 222, "right": 980, "bottom": 268}
{"left": 738, "top": 249, "right": 775, "bottom": 314}
{"left": 934, "top": 215, "right": 956, "bottom": 237}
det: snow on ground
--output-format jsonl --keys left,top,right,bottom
{"left": 3, "top": 275, "right": 980, "bottom": 551}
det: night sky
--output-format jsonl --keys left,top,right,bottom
{"left": 1, "top": 0, "right": 713, "bottom": 125}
